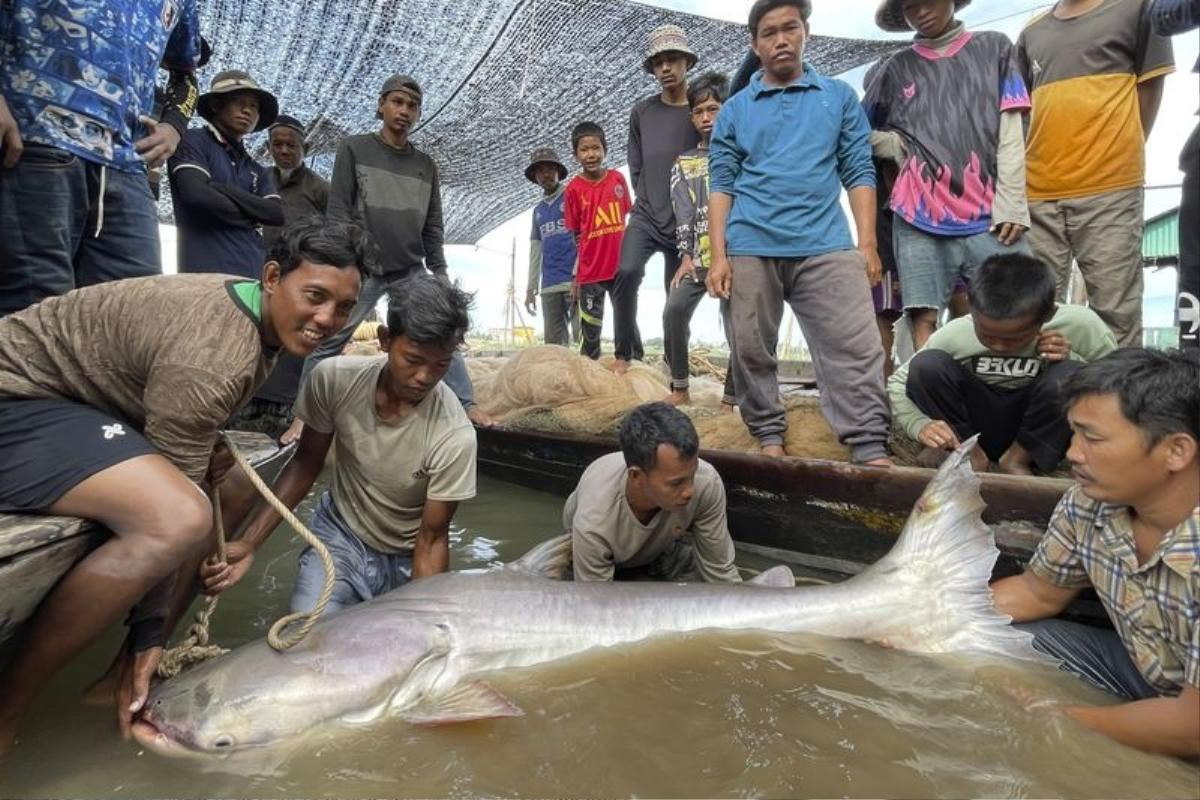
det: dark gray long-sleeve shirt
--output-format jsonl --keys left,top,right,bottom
{"left": 326, "top": 133, "right": 449, "bottom": 277}
{"left": 627, "top": 95, "right": 699, "bottom": 240}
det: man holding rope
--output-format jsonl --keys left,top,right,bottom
{"left": 0, "top": 218, "right": 366, "bottom": 758}
{"left": 200, "top": 272, "right": 478, "bottom": 614}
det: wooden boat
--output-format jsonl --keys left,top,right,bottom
{"left": 475, "top": 426, "right": 1106, "bottom": 621}
{"left": 0, "top": 432, "right": 291, "bottom": 650}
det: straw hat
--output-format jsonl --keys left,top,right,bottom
{"left": 642, "top": 24, "right": 698, "bottom": 74}
{"left": 197, "top": 70, "right": 279, "bottom": 131}
{"left": 525, "top": 147, "right": 568, "bottom": 183}
{"left": 875, "top": 0, "right": 972, "bottom": 33}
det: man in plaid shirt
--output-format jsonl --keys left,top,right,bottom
{"left": 992, "top": 348, "right": 1199, "bottom": 755}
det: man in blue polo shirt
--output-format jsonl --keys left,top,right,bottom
{"left": 0, "top": 0, "right": 203, "bottom": 316}
{"left": 168, "top": 70, "right": 284, "bottom": 277}
{"left": 707, "top": 0, "right": 891, "bottom": 466}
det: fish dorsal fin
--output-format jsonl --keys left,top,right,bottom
{"left": 506, "top": 533, "right": 572, "bottom": 579}
{"left": 401, "top": 681, "right": 524, "bottom": 727}
{"left": 746, "top": 565, "right": 796, "bottom": 588}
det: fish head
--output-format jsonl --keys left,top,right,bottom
{"left": 132, "top": 654, "right": 328, "bottom": 757}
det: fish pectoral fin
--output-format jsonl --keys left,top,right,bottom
{"left": 505, "top": 533, "right": 572, "bottom": 579}
{"left": 401, "top": 681, "right": 524, "bottom": 727}
{"left": 746, "top": 565, "right": 796, "bottom": 588}
{"left": 341, "top": 696, "right": 392, "bottom": 726}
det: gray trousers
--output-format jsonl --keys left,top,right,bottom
{"left": 729, "top": 252, "right": 890, "bottom": 462}
{"left": 541, "top": 290, "right": 577, "bottom": 347}
{"left": 663, "top": 269, "right": 737, "bottom": 403}
{"left": 1017, "top": 619, "right": 1159, "bottom": 701}
{"left": 298, "top": 272, "right": 475, "bottom": 408}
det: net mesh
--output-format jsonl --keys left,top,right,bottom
{"left": 172, "top": 0, "right": 900, "bottom": 242}
{"left": 466, "top": 346, "right": 850, "bottom": 460}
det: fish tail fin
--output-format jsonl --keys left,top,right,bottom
{"left": 862, "top": 436, "right": 1044, "bottom": 662}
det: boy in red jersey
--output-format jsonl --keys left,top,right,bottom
{"left": 564, "top": 122, "right": 633, "bottom": 359}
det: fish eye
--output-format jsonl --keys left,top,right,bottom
{"left": 213, "top": 735, "right": 235, "bottom": 749}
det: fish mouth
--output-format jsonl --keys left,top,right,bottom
{"left": 132, "top": 718, "right": 195, "bottom": 758}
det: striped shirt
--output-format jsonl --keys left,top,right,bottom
{"left": 1029, "top": 485, "right": 1200, "bottom": 695}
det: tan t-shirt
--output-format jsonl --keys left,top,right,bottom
{"left": 565, "top": 451, "right": 740, "bottom": 583}
{"left": 295, "top": 356, "right": 477, "bottom": 554}
{"left": 0, "top": 275, "right": 274, "bottom": 482}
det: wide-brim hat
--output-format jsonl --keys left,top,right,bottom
{"left": 642, "top": 24, "right": 698, "bottom": 74}
{"left": 525, "top": 147, "right": 568, "bottom": 183}
{"left": 876, "top": 0, "right": 972, "bottom": 33}
{"left": 197, "top": 70, "right": 279, "bottom": 132}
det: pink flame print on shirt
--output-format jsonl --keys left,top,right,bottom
{"left": 903, "top": 82, "right": 916, "bottom": 100}
{"left": 891, "top": 152, "right": 994, "bottom": 228}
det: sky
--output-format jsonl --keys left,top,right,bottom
{"left": 165, "top": 0, "right": 1198, "bottom": 343}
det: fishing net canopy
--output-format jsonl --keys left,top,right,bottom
{"left": 180, "top": 0, "right": 899, "bottom": 242}
{"left": 465, "top": 346, "right": 851, "bottom": 461}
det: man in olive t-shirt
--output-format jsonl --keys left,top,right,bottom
{"left": 200, "top": 273, "right": 477, "bottom": 611}
{"left": 565, "top": 402, "right": 740, "bottom": 583}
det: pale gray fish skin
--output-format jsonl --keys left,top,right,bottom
{"left": 134, "top": 438, "right": 1040, "bottom": 758}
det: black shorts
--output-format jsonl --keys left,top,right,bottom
{"left": 0, "top": 397, "right": 157, "bottom": 512}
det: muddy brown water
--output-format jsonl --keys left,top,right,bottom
{"left": 2, "top": 475, "right": 1197, "bottom": 798}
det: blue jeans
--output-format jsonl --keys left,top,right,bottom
{"left": 297, "top": 272, "right": 476, "bottom": 408}
{"left": 893, "top": 216, "right": 1030, "bottom": 312}
{"left": 1017, "top": 619, "right": 1160, "bottom": 701}
{"left": 290, "top": 492, "right": 414, "bottom": 614}
{"left": 0, "top": 143, "right": 160, "bottom": 316}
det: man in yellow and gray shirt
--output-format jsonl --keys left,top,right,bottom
{"left": 991, "top": 348, "right": 1199, "bottom": 756}
{"left": 1016, "top": 0, "right": 1174, "bottom": 347}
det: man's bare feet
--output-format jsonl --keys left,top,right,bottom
{"left": 916, "top": 446, "right": 950, "bottom": 469}
{"left": 761, "top": 444, "right": 786, "bottom": 458}
{"left": 466, "top": 406, "right": 495, "bottom": 428}
{"left": 279, "top": 418, "right": 304, "bottom": 446}
{"left": 860, "top": 457, "right": 894, "bottom": 468}
{"left": 997, "top": 442, "right": 1034, "bottom": 476}
{"left": 665, "top": 390, "right": 690, "bottom": 406}
{"left": 613, "top": 358, "right": 629, "bottom": 376}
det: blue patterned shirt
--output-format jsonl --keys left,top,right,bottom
{"left": 1030, "top": 485, "right": 1200, "bottom": 695}
{"left": 0, "top": 0, "right": 201, "bottom": 172}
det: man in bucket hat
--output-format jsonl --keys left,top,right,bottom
{"left": 295, "top": 73, "right": 494, "bottom": 429}
{"left": 863, "top": 0, "right": 1034, "bottom": 353}
{"left": 168, "top": 69, "right": 284, "bottom": 277}
{"left": 0, "top": 0, "right": 203, "bottom": 316}
{"left": 524, "top": 146, "right": 579, "bottom": 346}
{"left": 610, "top": 23, "right": 701, "bottom": 375}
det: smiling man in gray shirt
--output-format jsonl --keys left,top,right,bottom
{"left": 565, "top": 402, "right": 740, "bottom": 583}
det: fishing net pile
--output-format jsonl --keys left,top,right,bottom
{"left": 466, "top": 346, "right": 850, "bottom": 461}
{"left": 173, "top": 0, "right": 899, "bottom": 241}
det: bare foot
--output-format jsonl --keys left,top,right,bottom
{"left": 664, "top": 390, "right": 691, "bottom": 407}
{"left": 279, "top": 418, "right": 304, "bottom": 446}
{"left": 613, "top": 358, "right": 629, "bottom": 376}
{"left": 719, "top": 403, "right": 735, "bottom": 415}
{"left": 997, "top": 442, "right": 1034, "bottom": 476}
{"left": 467, "top": 406, "right": 495, "bottom": 428}
{"left": 761, "top": 444, "right": 786, "bottom": 458}
{"left": 969, "top": 448, "right": 992, "bottom": 474}
{"left": 859, "top": 457, "right": 894, "bottom": 468}
{"left": 916, "top": 446, "right": 950, "bottom": 469}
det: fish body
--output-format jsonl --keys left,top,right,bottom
{"left": 134, "top": 441, "right": 1040, "bottom": 757}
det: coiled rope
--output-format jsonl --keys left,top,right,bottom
{"left": 157, "top": 432, "right": 335, "bottom": 678}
